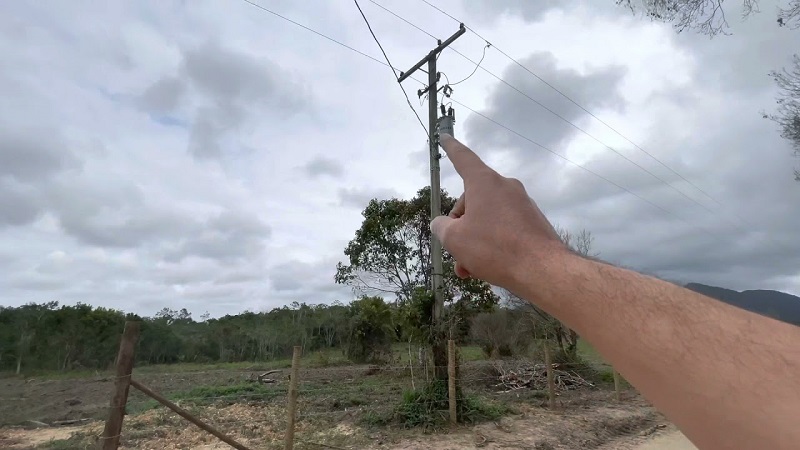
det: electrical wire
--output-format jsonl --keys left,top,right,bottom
{"left": 239, "top": 0, "right": 389, "bottom": 70}
{"left": 369, "top": 0, "right": 437, "bottom": 39}
{"left": 447, "top": 98, "right": 709, "bottom": 231}
{"left": 448, "top": 42, "right": 491, "bottom": 86}
{"left": 238, "top": 0, "right": 427, "bottom": 136}
{"left": 417, "top": 0, "right": 738, "bottom": 213}
{"left": 353, "top": 0, "right": 428, "bottom": 136}
{"left": 234, "top": 0, "right": 718, "bottom": 233}
{"left": 369, "top": 0, "right": 746, "bottom": 233}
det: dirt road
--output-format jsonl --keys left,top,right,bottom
{"left": 634, "top": 431, "right": 696, "bottom": 450}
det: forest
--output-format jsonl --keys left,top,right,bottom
{"left": 0, "top": 187, "right": 591, "bottom": 375}
{"left": 0, "top": 295, "right": 567, "bottom": 374}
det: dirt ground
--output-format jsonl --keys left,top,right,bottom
{"left": 628, "top": 431, "right": 696, "bottom": 450}
{"left": 0, "top": 402, "right": 691, "bottom": 450}
{"left": 0, "top": 362, "right": 689, "bottom": 449}
{"left": 0, "top": 366, "right": 280, "bottom": 425}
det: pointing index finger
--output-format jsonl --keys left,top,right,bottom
{"left": 439, "top": 133, "right": 492, "bottom": 181}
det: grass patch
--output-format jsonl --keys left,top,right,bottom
{"left": 459, "top": 345, "right": 486, "bottom": 362}
{"left": 36, "top": 432, "right": 95, "bottom": 449}
{"left": 19, "top": 349, "right": 355, "bottom": 380}
{"left": 126, "top": 382, "right": 288, "bottom": 415}
{"left": 9, "top": 369, "right": 109, "bottom": 380}
{"left": 15, "top": 344, "right": 486, "bottom": 381}
{"left": 365, "top": 380, "right": 510, "bottom": 430}
{"left": 576, "top": 339, "right": 609, "bottom": 369}
{"left": 171, "top": 382, "right": 286, "bottom": 403}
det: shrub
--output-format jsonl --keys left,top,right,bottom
{"left": 345, "top": 296, "right": 394, "bottom": 364}
{"left": 392, "top": 380, "right": 511, "bottom": 430}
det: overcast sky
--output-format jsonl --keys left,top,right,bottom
{"left": 1, "top": 0, "right": 799, "bottom": 318}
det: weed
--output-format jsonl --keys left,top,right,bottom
{"left": 383, "top": 380, "right": 511, "bottom": 430}
{"left": 126, "top": 399, "right": 160, "bottom": 414}
{"left": 361, "top": 409, "right": 392, "bottom": 427}
{"left": 124, "top": 382, "right": 286, "bottom": 417}
{"left": 599, "top": 370, "right": 616, "bottom": 383}
{"left": 312, "top": 351, "right": 331, "bottom": 367}
{"left": 37, "top": 432, "right": 95, "bottom": 449}
{"left": 171, "top": 382, "right": 285, "bottom": 404}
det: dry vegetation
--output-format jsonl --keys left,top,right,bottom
{"left": 0, "top": 355, "right": 679, "bottom": 450}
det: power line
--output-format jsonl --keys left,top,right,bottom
{"left": 369, "top": 0, "right": 746, "bottom": 233}
{"left": 417, "top": 0, "right": 730, "bottom": 211}
{"left": 239, "top": 0, "right": 389, "bottom": 69}
{"left": 353, "top": 0, "right": 428, "bottom": 136}
{"left": 369, "top": 0, "right": 437, "bottom": 39}
{"left": 448, "top": 42, "right": 491, "bottom": 86}
{"left": 235, "top": 0, "right": 714, "bottom": 233}
{"left": 447, "top": 98, "right": 709, "bottom": 232}
{"left": 238, "top": 0, "right": 427, "bottom": 136}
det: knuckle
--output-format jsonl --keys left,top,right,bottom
{"left": 504, "top": 176, "right": 525, "bottom": 189}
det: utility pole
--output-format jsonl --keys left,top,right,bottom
{"left": 398, "top": 24, "right": 465, "bottom": 364}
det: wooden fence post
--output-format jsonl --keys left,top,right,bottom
{"left": 100, "top": 321, "right": 141, "bottom": 450}
{"left": 447, "top": 340, "right": 457, "bottom": 425}
{"left": 613, "top": 368, "right": 621, "bottom": 401}
{"left": 284, "top": 346, "right": 301, "bottom": 450}
{"left": 544, "top": 342, "right": 556, "bottom": 409}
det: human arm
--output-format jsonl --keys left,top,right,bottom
{"left": 431, "top": 134, "right": 800, "bottom": 450}
{"left": 513, "top": 250, "right": 800, "bottom": 450}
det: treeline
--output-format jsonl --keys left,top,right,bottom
{"left": 0, "top": 301, "right": 352, "bottom": 373}
{"left": 0, "top": 295, "right": 571, "bottom": 374}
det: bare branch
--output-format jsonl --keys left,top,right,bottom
{"left": 778, "top": 0, "right": 800, "bottom": 28}
{"left": 767, "top": 54, "right": 800, "bottom": 178}
{"left": 618, "top": 0, "right": 760, "bottom": 36}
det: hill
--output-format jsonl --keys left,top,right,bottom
{"left": 685, "top": 283, "right": 800, "bottom": 326}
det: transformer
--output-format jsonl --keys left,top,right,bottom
{"left": 436, "top": 109, "right": 455, "bottom": 139}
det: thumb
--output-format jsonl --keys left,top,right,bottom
{"left": 431, "top": 215, "right": 456, "bottom": 250}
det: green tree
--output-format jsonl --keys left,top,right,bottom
{"left": 345, "top": 296, "right": 395, "bottom": 363}
{"left": 336, "top": 187, "right": 499, "bottom": 380}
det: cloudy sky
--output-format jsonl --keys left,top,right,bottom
{"left": 1, "top": 0, "right": 798, "bottom": 318}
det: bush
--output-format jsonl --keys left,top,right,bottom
{"left": 471, "top": 309, "right": 534, "bottom": 358}
{"left": 390, "top": 380, "right": 511, "bottom": 430}
{"left": 345, "top": 296, "right": 394, "bottom": 364}
{"left": 312, "top": 351, "right": 330, "bottom": 367}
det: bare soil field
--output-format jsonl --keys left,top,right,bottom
{"left": 0, "top": 361, "right": 680, "bottom": 449}
{"left": 1, "top": 365, "right": 295, "bottom": 426}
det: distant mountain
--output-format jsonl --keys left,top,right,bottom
{"left": 685, "top": 283, "right": 800, "bottom": 326}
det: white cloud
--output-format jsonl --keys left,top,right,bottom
{"left": 0, "top": 0, "right": 797, "bottom": 318}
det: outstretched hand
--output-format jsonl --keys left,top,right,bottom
{"left": 430, "top": 134, "right": 566, "bottom": 290}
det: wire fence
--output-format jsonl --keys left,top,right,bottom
{"left": 2, "top": 325, "right": 660, "bottom": 450}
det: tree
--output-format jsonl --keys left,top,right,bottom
{"left": 345, "top": 296, "right": 395, "bottom": 363}
{"left": 778, "top": 1, "right": 800, "bottom": 28}
{"left": 767, "top": 55, "right": 800, "bottom": 180}
{"left": 335, "top": 187, "right": 454, "bottom": 301}
{"left": 0, "top": 301, "right": 367, "bottom": 373}
{"left": 336, "top": 187, "right": 499, "bottom": 379}
{"left": 617, "top": 0, "right": 798, "bottom": 36}
{"left": 470, "top": 308, "right": 535, "bottom": 358}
